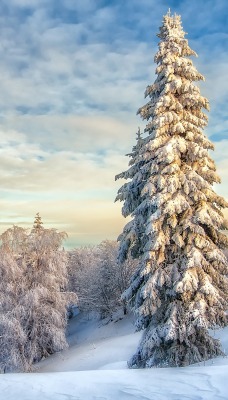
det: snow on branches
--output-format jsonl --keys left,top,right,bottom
{"left": 0, "top": 217, "right": 76, "bottom": 372}
{"left": 116, "top": 11, "right": 228, "bottom": 368}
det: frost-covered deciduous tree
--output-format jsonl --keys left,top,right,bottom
{"left": 116, "top": 11, "right": 228, "bottom": 368}
{"left": 68, "top": 245, "right": 98, "bottom": 313}
{"left": 0, "top": 217, "right": 76, "bottom": 372}
{"left": 95, "top": 240, "right": 121, "bottom": 318}
{"left": 21, "top": 222, "right": 75, "bottom": 367}
{"left": 68, "top": 240, "right": 137, "bottom": 318}
{"left": 0, "top": 226, "right": 29, "bottom": 372}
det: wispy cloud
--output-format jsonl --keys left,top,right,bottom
{"left": 0, "top": 0, "right": 226, "bottom": 246}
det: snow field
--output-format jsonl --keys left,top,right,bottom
{"left": 0, "top": 313, "right": 228, "bottom": 400}
{"left": 1, "top": 367, "right": 228, "bottom": 400}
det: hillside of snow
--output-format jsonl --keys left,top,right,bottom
{"left": 0, "top": 312, "right": 228, "bottom": 399}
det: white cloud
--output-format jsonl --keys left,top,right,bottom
{"left": 0, "top": 124, "right": 130, "bottom": 192}
{"left": 2, "top": 114, "right": 139, "bottom": 152}
{"left": 0, "top": 0, "right": 226, "bottom": 247}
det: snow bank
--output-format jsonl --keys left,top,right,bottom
{"left": 0, "top": 313, "right": 228, "bottom": 400}
{"left": 1, "top": 366, "right": 228, "bottom": 400}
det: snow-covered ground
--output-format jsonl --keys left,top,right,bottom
{"left": 0, "top": 312, "right": 228, "bottom": 400}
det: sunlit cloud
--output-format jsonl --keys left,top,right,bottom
{"left": 0, "top": 0, "right": 226, "bottom": 247}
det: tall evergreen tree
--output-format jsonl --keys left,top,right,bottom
{"left": 116, "top": 11, "right": 228, "bottom": 367}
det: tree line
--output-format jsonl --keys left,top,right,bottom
{"left": 0, "top": 215, "right": 137, "bottom": 372}
{"left": 68, "top": 240, "right": 138, "bottom": 319}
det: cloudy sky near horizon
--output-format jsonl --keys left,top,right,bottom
{"left": 0, "top": 0, "right": 227, "bottom": 248}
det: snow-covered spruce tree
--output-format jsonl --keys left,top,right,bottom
{"left": 32, "top": 212, "right": 43, "bottom": 231}
{"left": 115, "top": 11, "right": 228, "bottom": 368}
{"left": 116, "top": 128, "right": 145, "bottom": 262}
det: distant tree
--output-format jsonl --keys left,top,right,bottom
{"left": 32, "top": 212, "right": 43, "bottom": 232}
{"left": 96, "top": 240, "right": 138, "bottom": 318}
{"left": 68, "top": 240, "right": 138, "bottom": 318}
{"left": 116, "top": 11, "right": 228, "bottom": 368}
{"left": 68, "top": 245, "right": 98, "bottom": 313}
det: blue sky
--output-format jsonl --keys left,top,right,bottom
{"left": 0, "top": 0, "right": 227, "bottom": 247}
